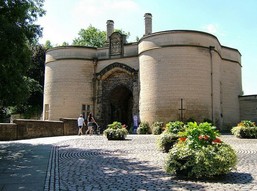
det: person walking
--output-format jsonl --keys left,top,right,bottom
{"left": 86, "top": 113, "right": 97, "bottom": 135}
{"left": 77, "top": 114, "right": 85, "bottom": 135}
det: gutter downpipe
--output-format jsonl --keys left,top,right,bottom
{"left": 93, "top": 58, "right": 98, "bottom": 116}
{"left": 209, "top": 46, "right": 215, "bottom": 123}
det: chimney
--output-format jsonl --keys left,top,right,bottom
{"left": 106, "top": 20, "right": 114, "bottom": 41}
{"left": 144, "top": 13, "right": 152, "bottom": 35}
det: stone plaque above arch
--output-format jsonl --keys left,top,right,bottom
{"left": 109, "top": 32, "right": 124, "bottom": 57}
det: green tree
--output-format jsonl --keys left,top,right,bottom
{"left": 10, "top": 44, "right": 46, "bottom": 118}
{"left": 72, "top": 25, "right": 130, "bottom": 47}
{"left": 72, "top": 25, "right": 106, "bottom": 47}
{"left": 44, "top": 40, "right": 53, "bottom": 49}
{"left": 0, "top": 0, "right": 45, "bottom": 121}
{"left": 61, "top": 42, "right": 69, "bottom": 46}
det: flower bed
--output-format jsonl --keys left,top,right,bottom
{"left": 164, "top": 122, "right": 237, "bottom": 178}
{"left": 151, "top": 121, "right": 164, "bottom": 135}
{"left": 103, "top": 121, "right": 128, "bottom": 140}
{"left": 137, "top": 122, "right": 150, "bottom": 134}
{"left": 231, "top": 120, "right": 257, "bottom": 138}
{"left": 157, "top": 121, "right": 185, "bottom": 152}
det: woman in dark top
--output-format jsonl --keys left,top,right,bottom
{"left": 86, "top": 113, "right": 96, "bottom": 135}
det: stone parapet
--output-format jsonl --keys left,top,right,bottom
{"left": 0, "top": 123, "right": 17, "bottom": 141}
{"left": 0, "top": 118, "right": 78, "bottom": 141}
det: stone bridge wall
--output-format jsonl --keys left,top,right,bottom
{"left": 0, "top": 118, "right": 78, "bottom": 141}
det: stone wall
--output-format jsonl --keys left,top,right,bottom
{"left": 0, "top": 123, "right": 18, "bottom": 141}
{"left": 0, "top": 118, "right": 78, "bottom": 141}
{"left": 239, "top": 95, "right": 257, "bottom": 122}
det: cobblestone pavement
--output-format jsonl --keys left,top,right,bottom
{"left": 43, "top": 134, "right": 257, "bottom": 191}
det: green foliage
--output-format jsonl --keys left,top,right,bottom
{"left": 157, "top": 121, "right": 185, "bottom": 152}
{"left": 72, "top": 25, "right": 106, "bottom": 47}
{"left": 231, "top": 120, "right": 257, "bottom": 138}
{"left": 61, "top": 42, "right": 69, "bottom": 46}
{"left": 72, "top": 25, "right": 131, "bottom": 47}
{"left": 44, "top": 40, "right": 53, "bottom": 49}
{"left": 164, "top": 122, "right": 237, "bottom": 178}
{"left": 114, "top": 29, "right": 130, "bottom": 40}
{"left": 103, "top": 121, "right": 128, "bottom": 140}
{"left": 186, "top": 117, "right": 196, "bottom": 123}
{"left": 137, "top": 122, "right": 150, "bottom": 134}
{"left": 157, "top": 133, "right": 178, "bottom": 152}
{"left": 203, "top": 118, "right": 213, "bottom": 124}
{"left": 0, "top": 0, "right": 45, "bottom": 117}
{"left": 178, "top": 122, "right": 220, "bottom": 149}
{"left": 165, "top": 142, "right": 237, "bottom": 178}
{"left": 151, "top": 121, "right": 164, "bottom": 135}
{"left": 164, "top": 121, "right": 185, "bottom": 134}
{"left": 8, "top": 44, "right": 45, "bottom": 118}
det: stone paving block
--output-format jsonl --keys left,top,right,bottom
{"left": 42, "top": 134, "right": 257, "bottom": 191}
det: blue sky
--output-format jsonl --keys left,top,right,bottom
{"left": 37, "top": 0, "right": 257, "bottom": 95}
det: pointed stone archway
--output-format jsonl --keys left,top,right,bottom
{"left": 95, "top": 62, "right": 139, "bottom": 129}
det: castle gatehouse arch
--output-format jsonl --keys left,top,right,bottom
{"left": 95, "top": 62, "right": 139, "bottom": 129}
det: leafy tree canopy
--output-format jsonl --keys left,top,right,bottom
{"left": 0, "top": 0, "right": 45, "bottom": 121}
{"left": 0, "top": 0, "right": 45, "bottom": 106}
{"left": 44, "top": 40, "right": 54, "bottom": 49}
{"left": 72, "top": 25, "right": 106, "bottom": 47}
{"left": 72, "top": 25, "right": 130, "bottom": 48}
{"left": 10, "top": 44, "right": 46, "bottom": 118}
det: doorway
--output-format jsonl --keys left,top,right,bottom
{"left": 108, "top": 85, "right": 133, "bottom": 126}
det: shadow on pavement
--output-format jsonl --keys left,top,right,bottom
{"left": 55, "top": 146, "right": 207, "bottom": 190}
{"left": 0, "top": 142, "right": 52, "bottom": 191}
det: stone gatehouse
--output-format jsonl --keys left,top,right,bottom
{"left": 43, "top": 13, "right": 243, "bottom": 130}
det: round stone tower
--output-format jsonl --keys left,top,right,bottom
{"left": 43, "top": 46, "right": 96, "bottom": 120}
{"left": 138, "top": 30, "right": 242, "bottom": 126}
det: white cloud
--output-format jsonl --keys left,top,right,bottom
{"left": 204, "top": 24, "right": 218, "bottom": 34}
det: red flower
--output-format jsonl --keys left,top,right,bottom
{"left": 198, "top": 135, "right": 209, "bottom": 140}
{"left": 212, "top": 138, "right": 222, "bottom": 144}
{"left": 179, "top": 137, "right": 187, "bottom": 142}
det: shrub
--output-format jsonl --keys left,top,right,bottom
{"left": 137, "top": 122, "right": 150, "bottom": 134}
{"left": 164, "top": 122, "right": 237, "bottom": 178}
{"left": 165, "top": 142, "right": 237, "bottom": 178}
{"left": 203, "top": 118, "right": 213, "bottom": 124}
{"left": 186, "top": 117, "right": 196, "bottom": 123}
{"left": 231, "top": 120, "right": 257, "bottom": 138}
{"left": 103, "top": 121, "right": 128, "bottom": 140}
{"left": 178, "top": 122, "right": 220, "bottom": 148}
{"left": 157, "top": 121, "right": 185, "bottom": 152}
{"left": 151, "top": 121, "right": 164, "bottom": 135}
{"left": 164, "top": 121, "right": 185, "bottom": 134}
{"left": 157, "top": 133, "right": 178, "bottom": 152}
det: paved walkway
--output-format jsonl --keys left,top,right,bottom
{"left": 0, "top": 134, "right": 257, "bottom": 191}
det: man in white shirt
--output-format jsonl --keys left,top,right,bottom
{"left": 77, "top": 114, "right": 85, "bottom": 135}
